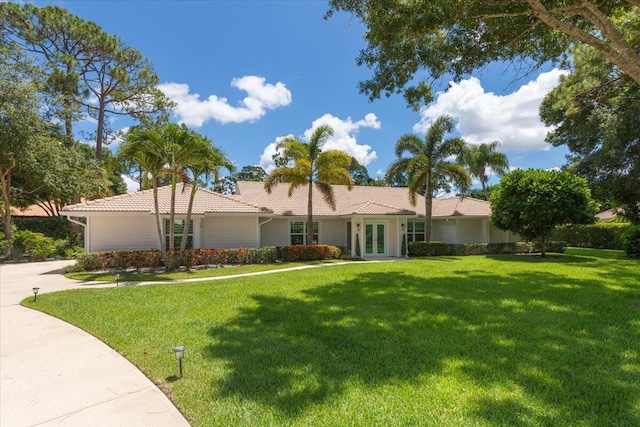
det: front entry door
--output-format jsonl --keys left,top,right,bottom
{"left": 365, "top": 223, "right": 386, "bottom": 256}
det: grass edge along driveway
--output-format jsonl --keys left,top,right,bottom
{"left": 25, "top": 249, "right": 640, "bottom": 427}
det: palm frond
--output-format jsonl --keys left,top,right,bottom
{"left": 315, "top": 181, "right": 338, "bottom": 210}
{"left": 394, "top": 134, "right": 424, "bottom": 158}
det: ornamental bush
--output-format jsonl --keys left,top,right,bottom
{"left": 280, "top": 245, "right": 341, "bottom": 261}
{"left": 71, "top": 247, "right": 279, "bottom": 272}
{"left": 620, "top": 226, "right": 640, "bottom": 258}
{"left": 10, "top": 230, "right": 56, "bottom": 260}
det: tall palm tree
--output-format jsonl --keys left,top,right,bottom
{"left": 179, "top": 136, "right": 234, "bottom": 251}
{"left": 264, "top": 125, "right": 354, "bottom": 245}
{"left": 386, "top": 115, "right": 471, "bottom": 242}
{"left": 460, "top": 141, "right": 509, "bottom": 200}
{"left": 118, "top": 127, "right": 168, "bottom": 262}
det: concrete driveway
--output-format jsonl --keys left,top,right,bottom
{"left": 0, "top": 261, "right": 190, "bottom": 426}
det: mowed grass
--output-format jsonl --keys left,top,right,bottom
{"left": 65, "top": 259, "right": 347, "bottom": 282}
{"left": 24, "top": 248, "right": 640, "bottom": 426}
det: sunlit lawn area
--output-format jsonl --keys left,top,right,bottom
{"left": 25, "top": 248, "right": 640, "bottom": 426}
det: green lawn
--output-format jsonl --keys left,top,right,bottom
{"left": 25, "top": 248, "right": 640, "bottom": 426}
{"left": 65, "top": 259, "right": 347, "bottom": 282}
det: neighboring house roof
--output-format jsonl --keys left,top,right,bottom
{"left": 60, "top": 185, "right": 271, "bottom": 215}
{"left": 236, "top": 181, "right": 490, "bottom": 218}
{"left": 596, "top": 203, "right": 640, "bottom": 220}
{"left": 11, "top": 204, "right": 57, "bottom": 217}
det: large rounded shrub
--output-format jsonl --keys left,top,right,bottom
{"left": 620, "top": 225, "right": 640, "bottom": 258}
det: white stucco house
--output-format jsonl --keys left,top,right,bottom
{"left": 60, "top": 181, "right": 517, "bottom": 257}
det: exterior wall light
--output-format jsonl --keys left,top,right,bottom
{"left": 173, "top": 345, "right": 186, "bottom": 377}
{"left": 356, "top": 223, "right": 361, "bottom": 232}
{"left": 32, "top": 287, "right": 39, "bottom": 302}
{"left": 401, "top": 223, "right": 405, "bottom": 232}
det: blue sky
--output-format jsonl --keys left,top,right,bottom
{"left": 34, "top": 1, "right": 569, "bottom": 192}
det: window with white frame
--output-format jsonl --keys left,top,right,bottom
{"left": 406, "top": 221, "right": 425, "bottom": 242}
{"left": 164, "top": 219, "right": 193, "bottom": 249}
{"left": 290, "top": 221, "right": 318, "bottom": 245}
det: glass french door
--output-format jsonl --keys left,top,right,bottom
{"left": 365, "top": 223, "right": 386, "bottom": 255}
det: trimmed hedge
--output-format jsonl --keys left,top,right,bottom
{"left": 11, "top": 216, "right": 71, "bottom": 240}
{"left": 280, "top": 245, "right": 342, "bottom": 262}
{"left": 550, "top": 223, "right": 631, "bottom": 249}
{"left": 73, "top": 247, "right": 278, "bottom": 272}
{"left": 620, "top": 226, "right": 640, "bottom": 258}
{"left": 408, "top": 241, "right": 567, "bottom": 257}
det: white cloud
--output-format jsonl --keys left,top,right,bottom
{"left": 122, "top": 174, "right": 139, "bottom": 193}
{"left": 157, "top": 75, "right": 292, "bottom": 127}
{"left": 258, "top": 113, "right": 380, "bottom": 172}
{"left": 414, "top": 69, "right": 568, "bottom": 151}
{"left": 259, "top": 135, "right": 293, "bottom": 173}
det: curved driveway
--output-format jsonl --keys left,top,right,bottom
{"left": 0, "top": 261, "right": 190, "bottom": 427}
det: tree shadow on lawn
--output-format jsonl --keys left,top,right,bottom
{"left": 203, "top": 269, "right": 639, "bottom": 425}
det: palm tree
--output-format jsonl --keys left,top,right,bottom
{"left": 386, "top": 115, "right": 471, "bottom": 242}
{"left": 460, "top": 141, "right": 509, "bottom": 200}
{"left": 264, "top": 125, "right": 354, "bottom": 245}
{"left": 179, "top": 136, "right": 234, "bottom": 251}
{"left": 118, "top": 127, "right": 168, "bottom": 262}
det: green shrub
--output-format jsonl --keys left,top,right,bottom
{"left": 10, "top": 230, "right": 56, "bottom": 260}
{"left": 408, "top": 241, "right": 452, "bottom": 257}
{"left": 551, "top": 223, "right": 631, "bottom": 249}
{"left": 280, "top": 245, "right": 340, "bottom": 261}
{"left": 620, "top": 226, "right": 640, "bottom": 258}
{"left": 75, "top": 253, "right": 103, "bottom": 271}
{"left": 11, "top": 216, "right": 72, "bottom": 240}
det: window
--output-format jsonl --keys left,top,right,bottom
{"left": 406, "top": 221, "right": 425, "bottom": 242}
{"left": 290, "top": 221, "right": 318, "bottom": 245}
{"left": 164, "top": 219, "right": 193, "bottom": 249}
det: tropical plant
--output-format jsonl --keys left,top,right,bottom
{"left": 459, "top": 141, "right": 509, "bottom": 200}
{"left": 179, "top": 136, "right": 234, "bottom": 251}
{"left": 118, "top": 126, "right": 168, "bottom": 263}
{"left": 264, "top": 125, "right": 354, "bottom": 245}
{"left": 386, "top": 115, "right": 471, "bottom": 242}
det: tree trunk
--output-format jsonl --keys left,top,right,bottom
{"left": 180, "top": 183, "right": 197, "bottom": 252}
{"left": 540, "top": 236, "right": 546, "bottom": 258}
{"left": 95, "top": 101, "right": 106, "bottom": 163}
{"left": 1, "top": 164, "right": 15, "bottom": 244}
{"left": 425, "top": 173, "right": 433, "bottom": 242}
{"left": 64, "top": 96, "right": 74, "bottom": 149}
{"left": 152, "top": 182, "right": 168, "bottom": 267}
{"left": 307, "top": 180, "right": 314, "bottom": 245}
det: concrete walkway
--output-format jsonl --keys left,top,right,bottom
{"left": 0, "top": 261, "right": 190, "bottom": 427}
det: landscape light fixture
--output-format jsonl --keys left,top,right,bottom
{"left": 116, "top": 274, "right": 120, "bottom": 287}
{"left": 32, "top": 287, "right": 39, "bottom": 302}
{"left": 173, "top": 345, "right": 186, "bottom": 377}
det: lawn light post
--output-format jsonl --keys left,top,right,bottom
{"left": 173, "top": 345, "right": 186, "bottom": 377}
{"left": 32, "top": 287, "right": 39, "bottom": 302}
{"left": 116, "top": 274, "right": 120, "bottom": 287}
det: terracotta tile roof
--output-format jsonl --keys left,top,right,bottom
{"left": 431, "top": 196, "right": 492, "bottom": 217}
{"left": 60, "top": 185, "right": 271, "bottom": 215}
{"left": 60, "top": 182, "right": 492, "bottom": 218}
{"left": 236, "top": 181, "right": 490, "bottom": 218}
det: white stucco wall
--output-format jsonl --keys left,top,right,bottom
{"left": 87, "top": 215, "right": 158, "bottom": 252}
{"left": 260, "top": 219, "right": 290, "bottom": 247}
{"left": 457, "top": 219, "right": 486, "bottom": 243}
{"left": 201, "top": 217, "right": 259, "bottom": 248}
{"left": 432, "top": 220, "right": 457, "bottom": 243}
{"left": 321, "top": 219, "right": 346, "bottom": 246}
